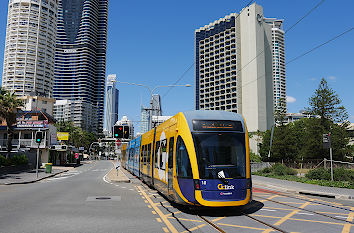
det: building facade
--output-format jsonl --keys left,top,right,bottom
{"left": 104, "top": 74, "right": 119, "bottom": 136}
{"left": 195, "top": 3, "right": 274, "bottom": 132}
{"left": 53, "top": 99, "right": 97, "bottom": 132}
{"left": 151, "top": 94, "right": 162, "bottom": 116}
{"left": 18, "top": 95, "right": 56, "bottom": 115}
{"left": 53, "top": 0, "right": 109, "bottom": 133}
{"left": 2, "top": 0, "right": 58, "bottom": 97}
{"left": 265, "top": 18, "right": 286, "bottom": 112}
{"left": 140, "top": 105, "right": 149, "bottom": 134}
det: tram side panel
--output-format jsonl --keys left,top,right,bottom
{"left": 140, "top": 129, "right": 155, "bottom": 185}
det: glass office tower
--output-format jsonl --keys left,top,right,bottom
{"left": 53, "top": 0, "right": 108, "bottom": 133}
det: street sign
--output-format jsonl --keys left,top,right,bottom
{"left": 323, "top": 133, "right": 331, "bottom": 149}
{"left": 79, "top": 147, "right": 85, "bottom": 151}
{"left": 75, "top": 153, "right": 79, "bottom": 159}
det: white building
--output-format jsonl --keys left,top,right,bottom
{"left": 2, "top": 0, "right": 58, "bottom": 97}
{"left": 104, "top": 74, "right": 119, "bottom": 136}
{"left": 265, "top": 18, "right": 286, "bottom": 112}
{"left": 195, "top": 3, "right": 274, "bottom": 132}
{"left": 151, "top": 116, "right": 172, "bottom": 128}
{"left": 53, "top": 99, "right": 97, "bottom": 133}
{"left": 18, "top": 95, "right": 56, "bottom": 116}
{"left": 140, "top": 106, "right": 149, "bottom": 134}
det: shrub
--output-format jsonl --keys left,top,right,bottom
{"left": 333, "top": 168, "right": 354, "bottom": 182}
{"left": 0, "top": 155, "right": 8, "bottom": 166}
{"left": 272, "top": 163, "right": 297, "bottom": 176}
{"left": 10, "top": 154, "right": 28, "bottom": 166}
{"left": 305, "top": 168, "right": 331, "bottom": 180}
{"left": 250, "top": 151, "right": 262, "bottom": 162}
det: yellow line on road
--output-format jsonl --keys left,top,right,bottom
{"left": 259, "top": 194, "right": 279, "bottom": 203}
{"left": 137, "top": 186, "right": 178, "bottom": 233}
{"left": 163, "top": 227, "right": 169, "bottom": 232}
{"left": 341, "top": 207, "right": 354, "bottom": 233}
{"left": 262, "top": 229, "right": 274, "bottom": 233}
{"left": 181, "top": 224, "right": 207, "bottom": 233}
{"left": 156, "top": 218, "right": 162, "bottom": 223}
{"left": 167, "top": 217, "right": 203, "bottom": 223}
{"left": 218, "top": 222, "right": 267, "bottom": 231}
{"left": 275, "top": 201, "right": 311, "bottom": 226}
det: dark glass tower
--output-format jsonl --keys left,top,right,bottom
{"left": 53, "top": 0, "right": 108, "bottom": 133}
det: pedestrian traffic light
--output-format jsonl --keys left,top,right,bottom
{"left": 113, "top": 125, "right": 124, "bottom": 138}
{"left": 123, "top": 126, "right": 130, "bottom": 139}
{"left": 35, "top": 131, "right": 44, "bottom": 144}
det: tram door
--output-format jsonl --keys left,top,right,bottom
{"left": 167, "top": 137, "right": 174, "bottom": 196}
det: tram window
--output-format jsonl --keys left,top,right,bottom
{"left": 155, "top": 141, "right": 160, "bottom": 168}
{"left": 141, "top": 145, "right": 145, "bottom": 163}
{"left": 168, "top": 137, "right": 174, "bottom": 169}
{"left": 160, "top": 139, "right": 167, "bottom": 170}
{"left": 147, "top": 143, "right": 151, "bottom": 164}
{"left": 176, "top": 136, "right": 193, "bottom": 178}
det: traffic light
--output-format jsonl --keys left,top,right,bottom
{"left": 113, "top": 125, "right": 124, "bottom": 138}
{"left": 123, "top": 126, "right": 130, "bottom": 139}
{"left": 35, "top": 131, "right": 44, "bottom": 144}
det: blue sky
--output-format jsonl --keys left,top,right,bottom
{"left": 0, "top": 0, "right": 353, "bottom": 132}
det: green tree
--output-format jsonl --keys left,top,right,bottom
{"left": 0, "top": 89, "right": 24, "bottom": 158}
{"left": 307, "top": 78, "right": 348, "bottom": 130}
{"left": 274, "top": 98, "right": 287, "bottom": 126}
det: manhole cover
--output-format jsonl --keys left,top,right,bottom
{"left": 96, "top": 197, "right": 111, "bottom": 200}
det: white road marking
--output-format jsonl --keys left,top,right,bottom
{"left": 296, "top": 212, "right": 314, "bottom": 216}
{"left": 260, "top": 209, "right": 276, "bottom": 212}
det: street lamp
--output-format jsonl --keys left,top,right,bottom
{"left": 116, "top": 81, "right": 191, "bottom": 130}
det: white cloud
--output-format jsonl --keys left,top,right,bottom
{"left": 310, "top": 77, "right": 317, "bottom": 81}
{"left": 286, "top": 96, "right": 296, "bottom": 103}
{"left": 328, "top": 76, "right": 336, "bottom": 81}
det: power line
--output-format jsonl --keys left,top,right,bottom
{"left": 286, "top": 27, "right": 354, "bottom": 65}
{"left": 162, "top": 0, "right": 256, "bottom": 98}
{"left": 241, "top": 27, "right": 354, "bottom": 88}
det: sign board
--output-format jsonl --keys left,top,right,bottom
{"left": 17, "top": 120, "right": 48, "bottom": 128}
{"left": 57, "top": 132, "right": 69, "bottom": 141}
{"left": 323, "top": 133, "right": 331, "bottom": 149}
{"left": 79, "top": 147, "right": 85, "bottom": 151}
{"left": 75, "top": 153, "right": 79, "bottom": 159}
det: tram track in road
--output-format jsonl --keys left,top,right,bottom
{"left": 253, "top": 193, "right": 354, "bottom": 225}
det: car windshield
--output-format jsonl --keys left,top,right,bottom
{"left": 193, "top": 132, "right": 246, "bottom": 179}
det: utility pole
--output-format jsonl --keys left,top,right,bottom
{"left": 323, "top": 133, "right": 333, "bottom": 181}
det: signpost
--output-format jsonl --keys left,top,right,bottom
{"left": 323, "top": 133, "right": 333, "bottom": 181}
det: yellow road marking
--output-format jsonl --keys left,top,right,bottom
{"left": 218, "top": 222, "right": 267, "bottom": 231}
{"left": 163, "top": 227, "right": 169, "bottom": 232}
{"left": 167, "top": 217, "right": 203, "bottom": 223}
{"left": 152, "top": 211, "right": 157, "bottom": 215}
{"left": 165, "top": 211, "right": 181, "bottom": 217}
{"left": 156, "top": 218, "right": 162, "bottom": 223}
{"left": 212, "top": 216, "right": 225, "bottom": 222}
{"left": 275, "top": 201, "right": 311, "bottom": 226}
{"left": 262, "top": 229, "right": 274, "bottom": 233}
{"left": 264, "top": 206, "right": 350, "bottom": 216}
{"left": 148, "top": 205, "right": 152, "bottom": 208}
{"left": 260, "top": 194, "right": 279, "bottom": 203}
{"left": 341, "top": 207, "right": 354, "bottom": 233}
{"left": 251, "top": 214, "right": 353, "bottom": 226}
{"left": 137, "top": 186, "right": 178, "bottom": 233}
{"left": 181, "top": 224, "right": 207, "bottom": 233}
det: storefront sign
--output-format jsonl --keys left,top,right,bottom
{"left": 17, "top": 120, "right": 48, "bottom": 128}
{"left": 57, "top": 132, "right": 69, "bottom": 141}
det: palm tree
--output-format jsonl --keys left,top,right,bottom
{"left": 0, "top": 89, "right": 24, "bottom": 158}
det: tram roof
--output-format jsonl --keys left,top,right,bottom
{"left": 182, "top": 110, "right": 245, "bottom": 132}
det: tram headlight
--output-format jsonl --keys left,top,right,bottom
{"left": 194, "top": 179, "right": 201, "bottom": 190}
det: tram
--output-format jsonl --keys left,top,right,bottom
{"left": 122, "top": 110, "right": 251, "bottom": 207}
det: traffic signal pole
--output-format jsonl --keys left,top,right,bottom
{"left": 36, "top": 140, "right": 40, "bottom": 179}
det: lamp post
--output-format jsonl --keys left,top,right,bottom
{"left": 116, "top": 81, "right": 191, "bottom": 130}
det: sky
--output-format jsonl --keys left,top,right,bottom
{"left": 0, "top": 0, "right": 353, "bottom": 133}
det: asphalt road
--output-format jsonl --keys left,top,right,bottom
{"left": 0, "top": 161, "right": 166, "bottom": 233}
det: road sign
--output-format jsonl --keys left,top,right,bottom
{"left": 116, "top": 139, "right": 121, "bottom": 147}
{"left": 323, "top": 133, "right": 331, "bottom": 149}
{"left": 75, "top": 153, "right": 79, "bottom": 159}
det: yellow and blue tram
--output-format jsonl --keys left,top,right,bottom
{"left": 121, "top": 110, "right": 251, "bottom": 207}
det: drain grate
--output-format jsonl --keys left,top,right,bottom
{"left": 86, "top": 196, "right": 121, "bottom": 201}
{"left": 96, "top": 197, "right": 111, "bottom": 200}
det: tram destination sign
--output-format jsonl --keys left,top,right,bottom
{"left": 192, "top": 120, "right": 243, "bottom": 132}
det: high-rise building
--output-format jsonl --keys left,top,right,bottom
{"left": 195, "top": 3, "right": 274, "bottom": 132}
{"left": 140, "top": 105, "right": 149, "bottom": 134}
{"left": 151, "top": 94, "right": 162, "bottom": 116}
{"left": 265, "top": 18, "right": 286, "bottom": 112}
{"left": 53, "top": 99, "right": 97, "bottom": 132}
{"left": 2, "top": 0, "right": 58, "bottom": 97}
{"left": 53, "top": 0, "right": 109, "bottom": 133}
{"left": 104, "top": 74, "right": 119, "bottom": 136}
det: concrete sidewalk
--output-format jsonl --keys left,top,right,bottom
{"left": 0, "top": 166, "right": 69, "bottom": 185}
{"left": 253, "top": 175, "right": 354, "bottom": 200}
{"left": 104, "top": 162, "right": 130, "bottom": 183}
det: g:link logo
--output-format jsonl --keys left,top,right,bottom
{"left": 217, "top": 184, "right": 235, "bottom": 190}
